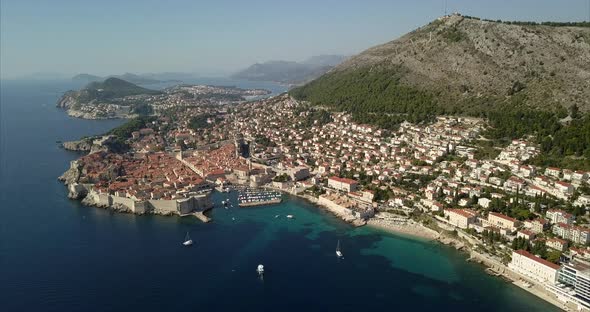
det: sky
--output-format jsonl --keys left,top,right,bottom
{"left": 1, "top": 0, "right": 589, "bottom": 79}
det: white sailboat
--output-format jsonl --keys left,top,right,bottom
{"left": 336, "top": 240, "right": 343, "bottom": 258}
{"left": 182, "top": 232, "right": 193, "bottom": 246}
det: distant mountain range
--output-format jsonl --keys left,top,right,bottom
{"left": 232, "top": 55, "right": 347, "bottom": 85}
{"left": 72, "top": 73, "right": 182, "bottom": 85}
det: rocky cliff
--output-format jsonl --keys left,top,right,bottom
{"left": 62, "top": 138, "right": 94, "bottom": 152}
{"left": 56, "top": 91, "right": 83, "bottom": 109}
{"left": 58, "top": 160, "right": 83, "bottom": 185}
{"left": 61, "top": 135, "right": 124, "bottom": 154}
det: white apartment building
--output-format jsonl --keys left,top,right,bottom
{"left": 509, "top": 250, "right": 559, "bottom": 285}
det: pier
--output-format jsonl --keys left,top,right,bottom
{"left": 180, "top": 207, "right": 212, "bottom": 223}
{"left": 237, "top": 188, "right": 282, "bottom": 208}
{"left": 238, "top": 198, "right": 282, "bottom": 207}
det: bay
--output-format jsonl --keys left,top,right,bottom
{"left": 0, "top": 79, "right": 559, "bottom": 311}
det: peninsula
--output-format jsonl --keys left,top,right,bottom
{"left": 57, "top": 78, "right": 271, "bottom": 119}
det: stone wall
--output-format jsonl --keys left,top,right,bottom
{"left": 176, "top": 194, "right": 213, "bottom": 214}
{"left": 318, "top": 196, "right": 355, "bottom": 218}
{"left": 112, "top": 195, "right": 139, "bottom": 212}
{"left": 72, "top": 184, "right": 212, "bottom": 216}
{"left": 148, "top": 199, "right": 178, "bottom": 214}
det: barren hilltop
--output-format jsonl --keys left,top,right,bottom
{"left": 292, "top": 14, "right": 590, "bottom": 115}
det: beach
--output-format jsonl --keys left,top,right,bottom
{"left": 366, "top": 219, "right": 440, "bottom": 241}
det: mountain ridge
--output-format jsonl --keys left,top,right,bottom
{"left": 232, "top": 55, "right": 347, "bottom": 85}
{"left": 292, "top": 15, "right": 590, "bottom": 116}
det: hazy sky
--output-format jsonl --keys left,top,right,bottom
{"left": 1, "top": 0, "right": 589, "bottom": 79}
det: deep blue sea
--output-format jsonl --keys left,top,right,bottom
{"left": 0, "top": 79, "right": 559, "bottom": 311}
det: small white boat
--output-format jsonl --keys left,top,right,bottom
{"left": 275, "top": 215, "right": 279, "bottom": 218}
{"left": 336, "top": 240, "right": 343, "bottom": 258}
{"left": 257, "top": 264, "right": 264, "bottom": 274}
{"left": 286, "top": 215, "right": 294, "bottom": 219}
{"left": 182, "top": 232, "right": 193, "bottom": 246}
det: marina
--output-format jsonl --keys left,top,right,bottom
{"left": 237, "top": 188, "right": 282, "bottom": 207}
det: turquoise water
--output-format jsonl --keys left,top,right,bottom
{"left": 0, "top": 79, "right": 559, "bottom": 311}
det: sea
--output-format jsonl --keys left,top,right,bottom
{"left": 0, "top": 79, "right": 559, "bottom": 311}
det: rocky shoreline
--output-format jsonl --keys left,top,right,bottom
{"left": 59, "top": 154, "right": 213, "bottom": 219}
{"left": 60, "top": 135, "right": 123, "bottom": 154}
{"left": 60, "top": 174, "right": 569, "bottom": 310}
{"left": 62, "top": 138, "right": 94, "bottom": 152}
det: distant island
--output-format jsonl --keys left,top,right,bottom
{"left": 57, "top": 77, "right": 271, "bottom": 119}
{"left": 72, "top": 72, "right": 183, "bottom": 85}
{"left": 232, "top": 55, "right": 347, "bottom": 86}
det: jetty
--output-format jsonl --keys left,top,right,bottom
{"left": 192, "top": 211, "right": 211, "bottom": 222}
{"left": 180, "top": 208, "right": 212, "bottom": 223}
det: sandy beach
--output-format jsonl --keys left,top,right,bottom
{"left": 366, "top": 219, "right": 440, "bottom": 241}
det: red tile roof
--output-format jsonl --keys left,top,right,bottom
{"left": 489, "top": 212, "right": 517, "bottom": 223}
{"left": 514, "top": 249, "right": 560, "bottom": 270}
{"left": 329, "top": 176, "right": 358, "bottom": 185}
{"left": 446, "top": 208, "right": 477, "bottom": 218}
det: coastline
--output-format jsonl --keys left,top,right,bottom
{"left": 61, "top": 178, "right": 570, "bottom": 310}
{"left": 284, "top": 191, "right": 571, "bottom": 311}
{"left": 366, "top": 219, "right": 439, "bottom": 241}
{"left": 59, "top": 174, "right": 571, "bottom": 311}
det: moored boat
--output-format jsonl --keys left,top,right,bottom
{"left": 183, "top": 232, "right": 193, "bottom": 246}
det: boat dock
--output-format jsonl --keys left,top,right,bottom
{"left": 239, "top": 198, "right": 282, "bottom": 207}
{"left": 237, "top": 188, "right": 282, "bottom": 207}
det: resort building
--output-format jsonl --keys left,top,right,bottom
{"left": 444, "top": 209, "right": 477, "bottom": 229}
{"left": 327, "top": 176, "right": 359, "bottom": 193}
{"left": 486, "top": 212, "right": 519, "bottom": 232}
{"left": 550, "top": 258, "right": 590, "bottom": 310}
{"left": 509, "top": 250, "right": 559, "bottom": 285}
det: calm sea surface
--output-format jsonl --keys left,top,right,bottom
{"left": 0, "top": 79, "right": 559, "bottom": 311}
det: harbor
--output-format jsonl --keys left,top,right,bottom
{"left": 237, "top": 188, "right": 282, "bottom": 207}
